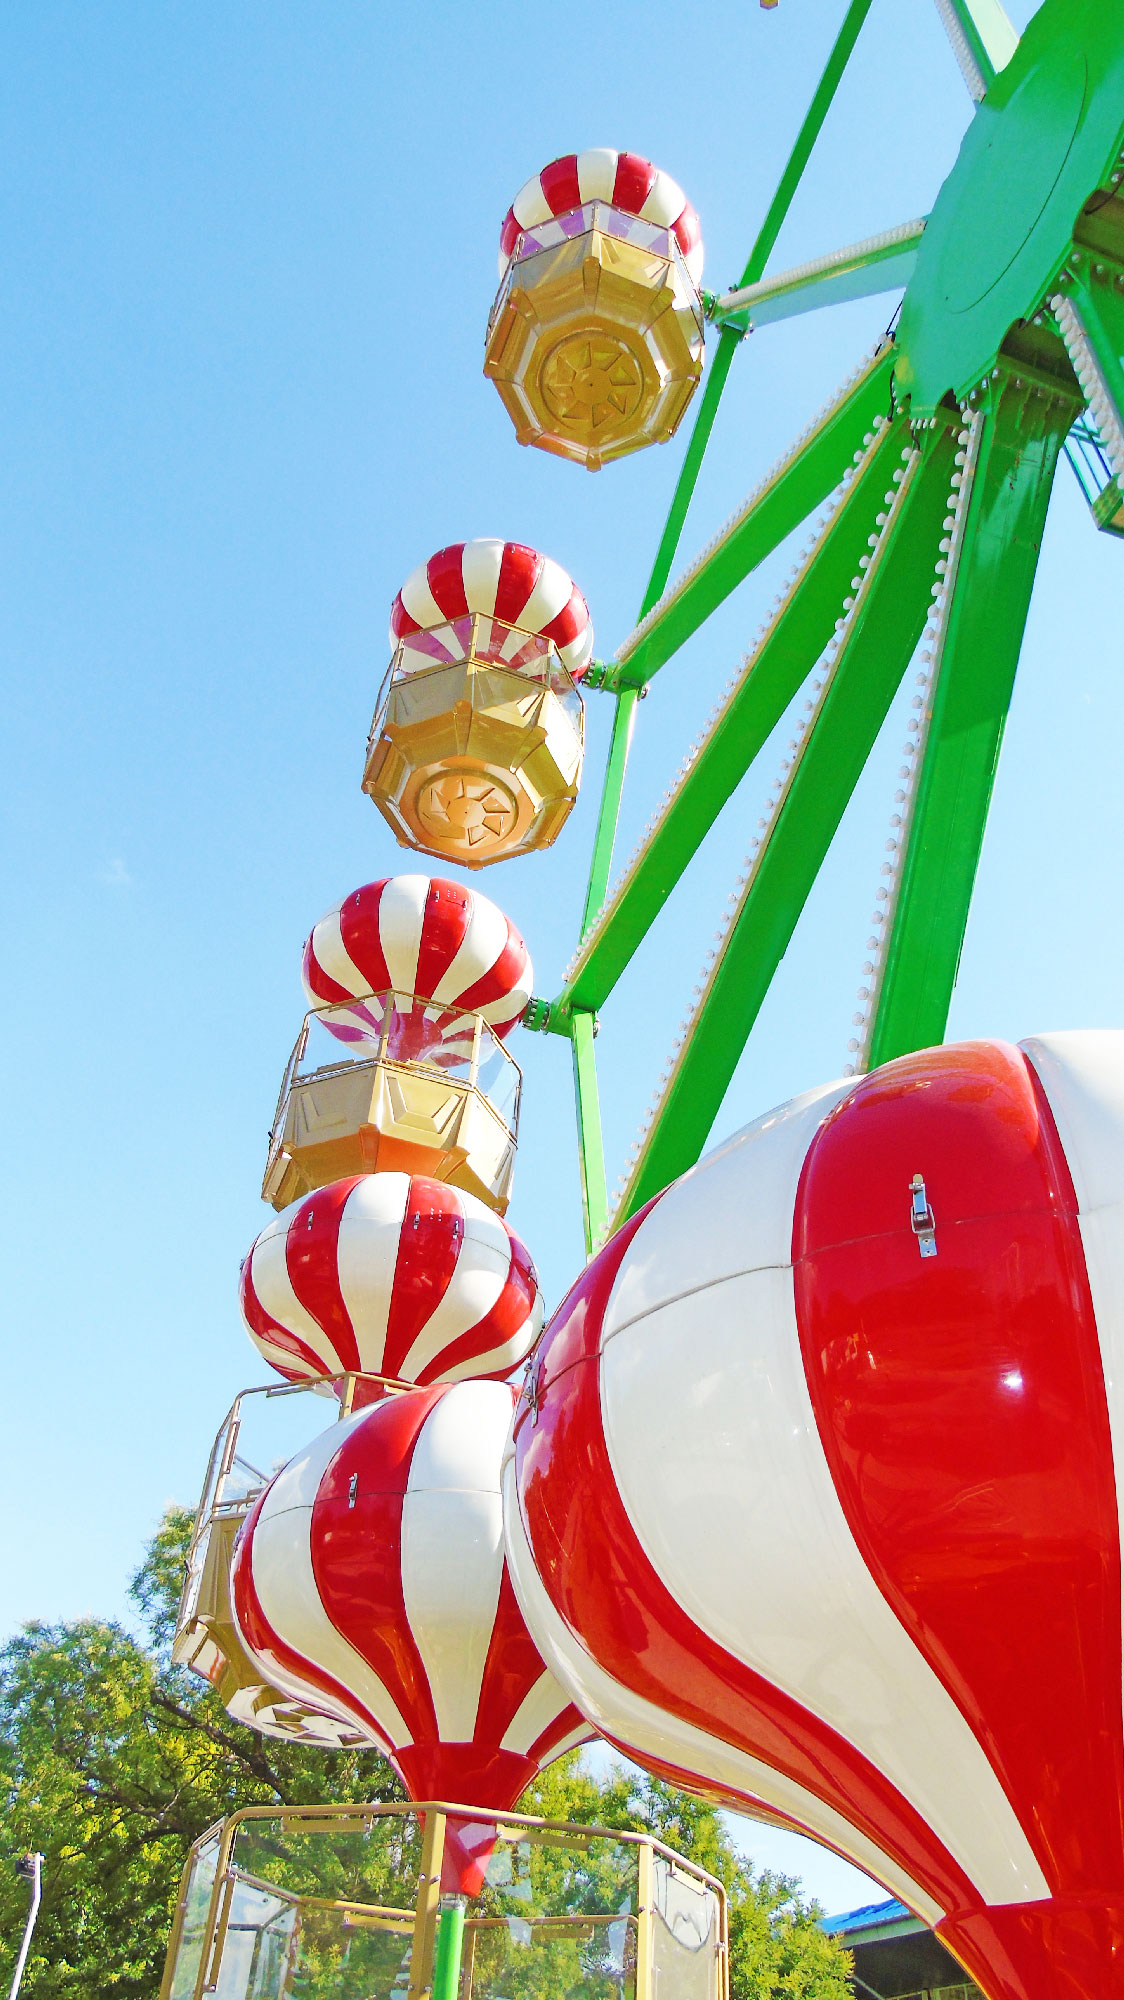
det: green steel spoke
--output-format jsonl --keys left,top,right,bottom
{"left": 581, "top": 687, "right": 640, "bottom": 935}
{"left": 711, "top": 219, "right": 926, "bottom": 334}
{"left": 934, "top": 0, "right": 1019, "bottom": 100}
{"left": 576, "top": 0, "right": 883, "bottom": 944}
{"left": 867, "top": 367, "right": 1078, "bottom": 1067}
{"left": 560, "top": 413, "right": 910, "bottom": 1016}
{"left": 613, "top": 418, "right": 959, "bottom": 1225}
{"left": 618, "top": 343, "right": 894, "bottom": 685}
{"left": 638, "top": 0, "right": 877, "bottom": 617}
{"left": 640, "top": 331, "right": 741, "bottom": 623}
{"left": 571, "top": 1010, "right": 608, "bottom": 1255}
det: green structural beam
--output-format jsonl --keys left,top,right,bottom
{"left": 617, "top": 344, "right": 895, "bottom": 686}
{"left": 581, "top": 688, "right": 640, "bottom": 937}
{"left": 935, "top": 0, "right": 1019, "bottom": 100}
{"left": 561, "top": 414, "right": 909, "bottom": 1016}
{"left": 637, "top": 0, "right": 878, "bottom": 618}
{"left": 711, "top": 219, "right": 926, "bottom": 334}
{"left": 617, "top": 417, "right": 959, "bottom": 1222}
{"left": 867, "top": 366, "right": 1078, "bottom": 1067}
{"left": 576, "top": 0, "right": 880, "bottom": 938}
{"left": 570, "top": 1010, "right": 608, "bottom": 1254}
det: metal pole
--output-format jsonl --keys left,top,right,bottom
{"left": 8, "top": 1854, "right": 44, "bottom": 2000}
{"left": 431, "top": 1898, "right": 467, "bottom": 2000}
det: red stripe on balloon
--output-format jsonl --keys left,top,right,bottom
{"left": 396, "top": 1742, "right": 539, "bottom": 1814}
{"left": 527, "top": 1702, "right": 590, "bottom": 1767}
{"left": 285, "top": 1182, "right": 363, "bottom": 1375}
{"left": 473, "top": 1559, "right": 547, "bottom": 1750}
{"left": 495, "top": 542, "right": 542, "bottom": 626}
{"left": 382, "top": 1181, "right": 465, "bottom": 1379}
{"left": 310, "top": 1393, "right": 443, "bottom": 1746}
{"left": 514, "top": 1198, "right": 981, "bottom": 1922}
{"left": 454, "top": 917, "right": 527, "bottom": 1025}
{"left": 426, "top": 544, "right": 470, "bottom": 621}
{"left": 231, "top": 1490, "right": 394, "bottom": 1752}
{"left": 390, "top": 594, "right": 421, "bottom": 639}
{"left": 430, "top": 1234, "right": 537, "bottom": 1383}
{"left": 500, "top": 209, "right": 521, "bottom": 261}
{"left": 338, "top": 882, "right": 394, "bottom": 996}
{"left": 238, "top": 1261, "right": 327, "bottom": 1382}
{"left": 540, "top": 584, "right": 588, "bottom": 654}
{"left": 673, "top": 206, "right": 698, "bottom": 257}
{"left": 415, "top": 878, "right": 473, "bottom": 1003}
{"left": 613, "top": 151, "right": 657, "bottom": 215}
{"left": 793, "top": 1040, "right": 1124, "bottom": 1900}
{"left": 539, "top": 154, "right": 581, "bottom": 217}
{"left": 301, "top": 929, "right": 354, "bottom": 1007}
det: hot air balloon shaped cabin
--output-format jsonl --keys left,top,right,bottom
{"left": 264, "top": 875, "right": 531, "bottom": 1213}
{"left": 485, "top": 150, "right": 705, "bottom": 469}
{"left": 363, "top": 540, "right": 592, "bottom": 867}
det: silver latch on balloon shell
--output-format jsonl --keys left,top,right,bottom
{"left": 348, "top": 1473, "right": 358, "bottom": 1509}
{"left": 909, "top": 1174, "right": 937, "bottom": 1258}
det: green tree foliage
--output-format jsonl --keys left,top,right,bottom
{"left": 0, "top": 1509, "right": 852, "bottom": 1999}
{"left": 521, "top": 1763, "right": 852, "bottom": 2000}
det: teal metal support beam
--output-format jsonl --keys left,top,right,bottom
{"left": 616, "top": 418, "right": 959, "bottom": 1221}
{"left": 560, "top": 414, "right": 909, "bottom": 1015}
{"left": 571, "top": 1010, "right": 608, "bottom": 1255}
{"left": 638, "top": 0, "right": 878, "bottom": 616}
{"left": 640, "top": 331, "right": 742, "bottom": 621}
{"left": 618, "top": 343, "right": 895, "bottom": 686}
{"left": 867, "top": 367, "right": 1078, "bottom": 1067}
{"left": 933, "top": 0, "right": 1018, "bottom": 101}
{"left": 710, "top": 219, "right": 926, "bottom": 334}
{"left": 581, "top": 687, "right": 640, "bottom": 937}
{"left": 575, "top": 0, "right": 881, "bottom": 939}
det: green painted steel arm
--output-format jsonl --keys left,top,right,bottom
{"left": 581, "top": 688, "right": 639, "bottom": 936}
{"left": 638, "top": 0, "right": 878, "bottom": 618}
{"left": 617, "top": 343, "right": 895, "bottom": 686}
{"left": 570, "top": 1010, "right": 609, "bottom": 1254}
{"left": 560, "top": 413, "right": 909, "bottom": 1016}
{"left": 867, "top": 367, "right": 1078, "bottom": 1067}
{"left": 616, "top": 418, "right": 959, "bottom": 1222}
{"left": 934, "top": 0, "right": 1018, "bottom": 100}
{"left": 710, "top": 220, "right": 926, "bottom": 334}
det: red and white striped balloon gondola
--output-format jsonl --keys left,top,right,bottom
{"left": 230, "top": 1378, "right": 593, "bottom": 1880}
{"left": 498, "top": 150, "right": 704, "bottom": 289}
{"left": 389, "top": 538, "right": 593, "bottom": 681}
{"left": 485, "top": 151, "right": 706, "bottom": 468}
{"left": 240, "top": 1172, "right": 543, "bottom": 1389}
{"left": 505, "top": 1031, "right": 1124, "bottom": 2000}
{"left": 301, "top": 872, "right": 533, "bottom": 1059}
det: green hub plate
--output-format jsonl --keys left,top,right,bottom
{"left": 896, "top": 0, "right": 1124, "bottom": 412}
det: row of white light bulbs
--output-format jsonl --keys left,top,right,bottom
{"left": 618, "top": 336, "right": 888, "bottom": 662}
{"left": 844, "top": 405, "right": 981, "bottom": 1076}
{"left": 599, "top": 414, "right": 913, "bottom": 1240}
{"left": 563, "top": 345, "right": 891, "bottom": 987}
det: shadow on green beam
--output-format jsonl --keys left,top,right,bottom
{"left": 618, "top": 417, "right": 960, "bottom": 1221}
{"left": 561, "top": 415, "right": 909, "bottom": 1016}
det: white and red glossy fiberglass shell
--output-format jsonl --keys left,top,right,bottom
{"left": 302, "top": 874, "right": 533, "bottom": 1055}
{"left": 240, "top": 1172, "right": 542, "bottom": 1388}
{"left": 231, "top": 1379, "right": 591, "bottom": 1840}
{"left": 505, "top": 1033, "right": 1124, "bottom": 2000}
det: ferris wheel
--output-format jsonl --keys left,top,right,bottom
{"left": 162, "top": 9, "right": 1124, "bottom": 2000}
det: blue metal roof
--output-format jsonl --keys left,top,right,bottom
{"left": 821, "top": 1897, "right": 912, "bottom": 1935}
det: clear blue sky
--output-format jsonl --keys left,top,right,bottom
{"left": 2, "top": 0, "right": 1113, "bottom": 1913}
